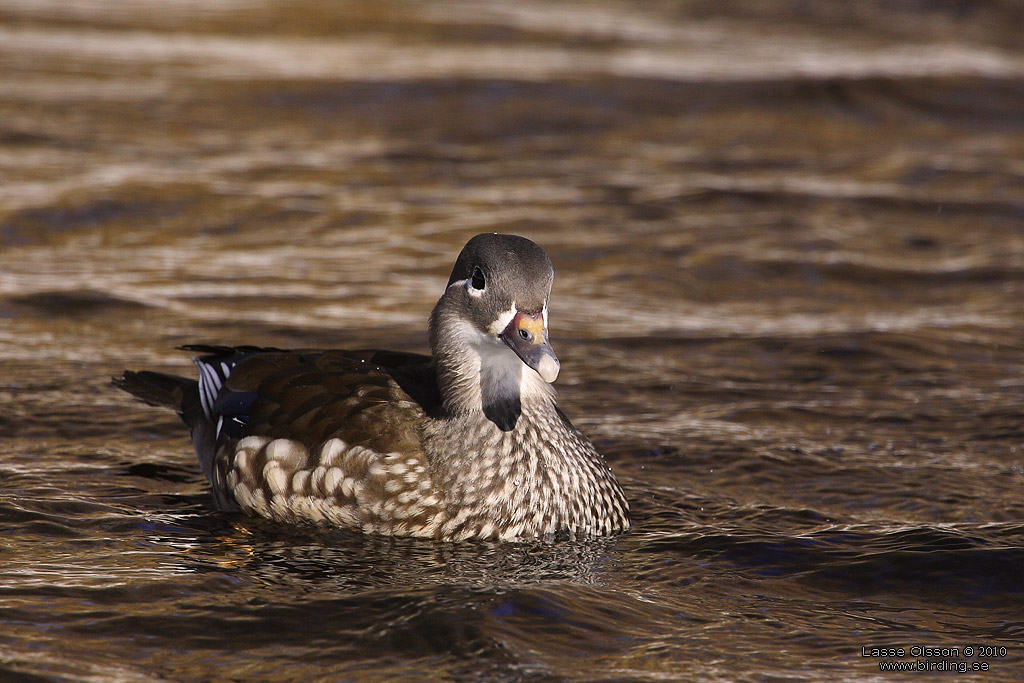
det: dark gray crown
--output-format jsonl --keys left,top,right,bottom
{"left": 445, "top": 233, "right": 554, "bottom": 320}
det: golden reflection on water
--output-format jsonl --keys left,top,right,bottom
{"left": 1, "top": 1, "right": 1024, "bottom": 681}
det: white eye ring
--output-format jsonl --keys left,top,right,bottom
{"left": 468, "top": 266, "right": 486, "bottom": 295}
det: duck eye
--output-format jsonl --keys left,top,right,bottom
{"left": 470, "top": 266, "right": 486, "bottom": 291}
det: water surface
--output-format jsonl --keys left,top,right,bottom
{"left": 1, "top": 1, "right": 1023, "bottom": 681}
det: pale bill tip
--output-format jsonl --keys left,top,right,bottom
{"left": 536, "top": 354, "right": 560, "bottom": 383}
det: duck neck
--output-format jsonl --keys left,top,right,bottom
{"left": 429, "top": 304, "right": 555, "bottom": 431}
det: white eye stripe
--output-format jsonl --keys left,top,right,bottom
{"left": 487, "top": 303, "right": 518, "bottom": 336}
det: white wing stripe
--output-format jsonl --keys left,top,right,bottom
{"left": 195, "top": 359, "right": 234, "bottom": 421}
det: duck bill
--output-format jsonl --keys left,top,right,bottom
{"left": 500, "top": 311, "right": 560, "bottom": 383}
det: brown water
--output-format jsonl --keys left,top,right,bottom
{"left": 2, "top": 1, "right": 1024, "bottom": 681}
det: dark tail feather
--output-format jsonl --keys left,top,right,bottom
{"left": 112, "top": 370, "right": 232, "bottom": 509}
{"left": 112, "top": 370, "right": 196, "bottom": 412}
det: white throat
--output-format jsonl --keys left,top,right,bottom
{"left": 440, "top": 318, "right": 554, "bottom": 417}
